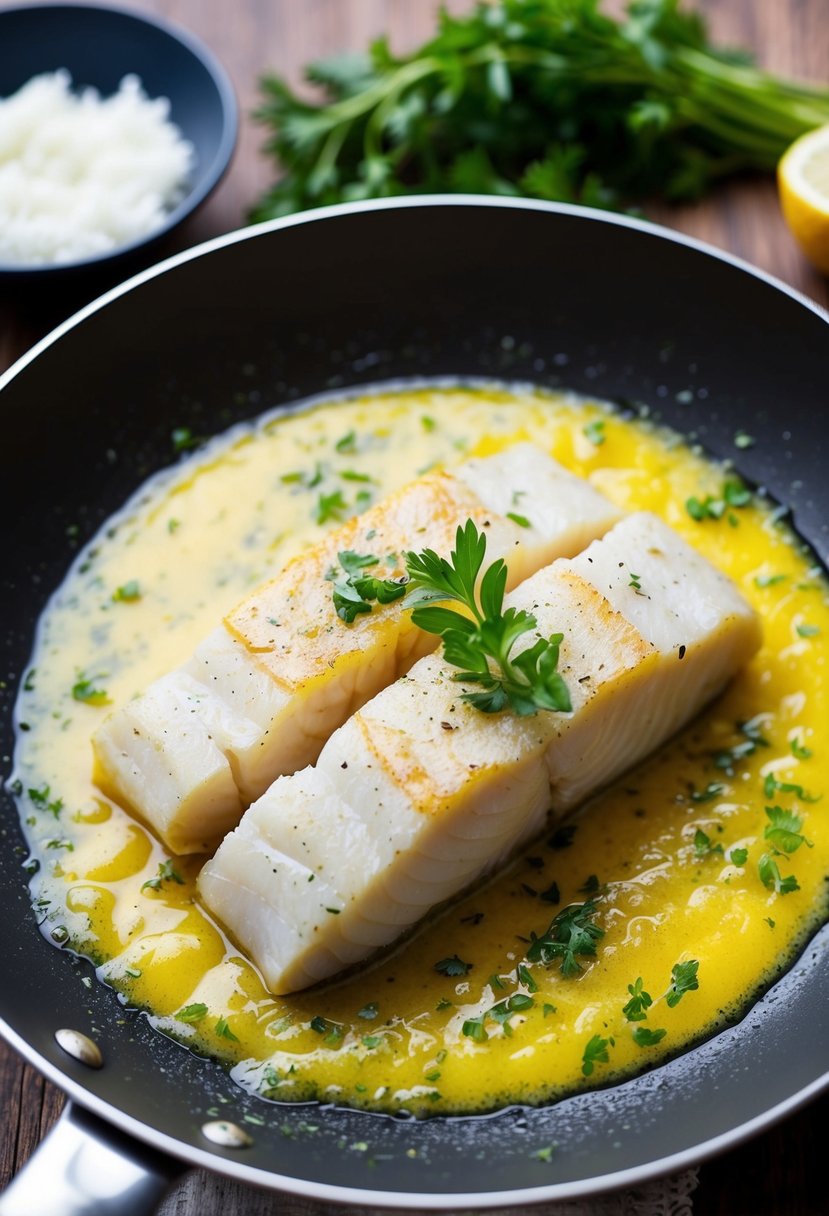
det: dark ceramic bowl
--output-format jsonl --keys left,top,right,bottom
{"left": 0, "top": 1, "right": 237, "bottom": 278}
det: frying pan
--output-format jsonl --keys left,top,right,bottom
{"left": 1, "top": 197, "right": 827, "bottom": 1215}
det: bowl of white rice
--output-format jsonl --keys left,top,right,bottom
{"left": 0, "top": 2, "right": 237, "bottom": 275}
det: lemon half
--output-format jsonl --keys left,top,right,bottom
{"left": 778, "top": 123, "right": 829, "bottom": 274}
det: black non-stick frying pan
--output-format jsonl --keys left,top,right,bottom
{"left": 1, "top": 198, "right": 828, "bottom": 1214}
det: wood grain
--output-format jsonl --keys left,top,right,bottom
{"left": 1, "top": 2, "right": 827, "bottom": 1213}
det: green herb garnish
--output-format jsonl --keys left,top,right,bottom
{"left": 404, "top": 519, "right": 571, "bottom": 717}
{"left": 112, "top": 580, "right": 141, "bottom": 603}
{"left": 790, "top": 736, "right": 813, "bottom": 761}
{"left": 758, "top": 853, "right": 800, "bottom": 895}
{"left": 329, "top": 550, "right": 407, "bottom": 623}
{"left": 665, "top": 960, "right": 699, "bottom": 1007}
{"left": 176, "top": 1003, "right": 208, "bottom": 1023}
{"left": 434, "top": 954, "right": 472, "bottom": 977}
{"left": 583, "top": 419, "right": 606, "bottom": 446}
{"left": 141, "top": 859, "right": 185, "bottom": 893}
{"left": 622, "top": 977, "right": 652, "bottom": 1022}
{"left": 632, "top": 1026, "right": 667, "bottom": 1047}
{"left": 581, "top": 1034, "right": 611, "bottom": 1077}
{"left": 694, "top": 827, "right": 724, "bottom": 858}
{"left": 71, "top": 673, "right": 111, "bottom": 706}
{"left": 316, "top": 489, "right": 349, "bottom": 524}
{"left": 764, "top": 806, "right": 813, "bottom": 854}
{"left": 526, "top": 899, "right": 604, "bottom": 978}
{"left": 763, "top": 774, "right": 820, "bottom": 803}
{"left": 215, "top": 1017, "right": 239, "bottom": 1042}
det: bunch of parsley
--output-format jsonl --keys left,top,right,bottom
{"left": 251, "top": 0, "right": 829, "bottom": 220}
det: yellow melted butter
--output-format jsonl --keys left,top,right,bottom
{"left": 14, "top": 384, "right": 829, "bottom": 1116}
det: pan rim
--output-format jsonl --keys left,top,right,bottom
{"left": 0, "top": 194, "right": 827, "bottom": 400}
{"left": 1, "top": 194, "right": 828, "bottom": 1206}
{"left": 1, "top": 1009, "right": 827, "bottom": 1208}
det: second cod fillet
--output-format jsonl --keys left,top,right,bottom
{"left": 199, "top": 512, "right": 762, "bottom": 994}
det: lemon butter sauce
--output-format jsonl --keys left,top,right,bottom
{"left": 12, "top": 385, "right": 829, "bottom": 1115}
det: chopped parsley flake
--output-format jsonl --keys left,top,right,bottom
{"left": 335, "top": 430, "right": 358, "bottom": 453}
{"left": 215, "top": 1017, "right": 239, "bottom": 1042}
{"left": 622, "top": 977, "right": 653, "bottom": 1022}
{"left": 581, "top": 1034, "right": 611, "bottom": 1076}
{"left": 316, "top": 489, "right": 349, "bottom": 524}
{"left": 112, "top": 580, "right": 141, "bottom": 603}
{"left": 763, "top": 805, "right": 812, "bottom": 854}
{"left": 758, "top": 853, "right": 800, "bottom": 895}
{"left": 507, "top": 511, "right": 531, "bottom": 528}
{"left": 632, "top": 1026, "right": 667, "bottom": 1047}
{"left": 434, "top": 954, "right": 472, "bottom": 977}
{"left": 763, "top": 774, "right": 820, "bottom": 803}
{"left": 71, "top": 674, "right": 111, "bottom": 706}
{"left": 790, "top": 737, "right": 813, "bottom": 761}
{"left": 729, "top": 847, "right": 749, "bottom": 866}
{"left": 526, "top": 899, "right": 604, "bottom": 978}
{"left": 176, "top": 1003, "right": 208, "bottom": 1023}
{"left": 583, "top": 419, "right": 606, "bottom": 446}
{"left": 328, "top": 549, "right": 407, "bottom": 623}
{"left": 796, "top": 623, "right": 820, "bottom": 638}
{"left": 141, "top": 859, "right": 185, "bottom": 893}
{"left": 665, "top": 960, "right": 699, "bottom": 1007}
{"left": 694, "top": 827, "right": 724, "bottom": 858}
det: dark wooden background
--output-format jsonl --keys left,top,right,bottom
{"left": 1, "top": 2, "right": 827, "bottom": 1213}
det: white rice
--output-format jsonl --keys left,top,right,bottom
{"left": 0, "top": 70, "right": 195, "bottom": 266}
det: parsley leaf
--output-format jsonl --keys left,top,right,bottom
{"left": 764, "top": 806, "right": 812, "bottom": 854}
{"left": 112, "top": 579, "right": 141, "bottom": 603}
{"left": 632, "top": 1026, "right": 667, "bottom": 1047}
{"left": 665, "top": 960, "right": 700, "bottom": 1007}
{"left": 581, "top": 1034, "right": 610, "bottom": 1076}
{"left": 758, "top": 853, "right": 800, "bottom": 895}
{"left": 176, "top": 1003, "right": 208, "bottom": 1023}
{"left": 526, "top": 900, "right": 604, "bottom": 978}
{"left": 316, "top": 489, "right": 349, "bottom": 524}
{"left": 763, "top": 773, "right": 820, "bottom": 803}
{"left": 729, "top": 847, "right": 749, "bottom": 866}
{"left": 790, "top": 737, "right": 813, "bottom": 761}
{"left": 583, "top": 419, "right": 606, "bottom": 446}
{"left": 215, "top": 1017, "right": 239, "bottom": 1042}
{"left": 405, "top": 520, "right": 572, "bottom": 717}
{"left": 434, "top": 954, "right": 472, "bottom": 977}
{"left": 71, "top": 673, "right": 111, "bottom": 706}
{"left": 328, "top": 550, "right": 407, "bottom": 623}
{"left": 141, "top": 859, "right": 185, "bottom": 893}
{"left": 694, "top": 827, "right": 724, "bottom": 858}
{"left": 622, "top": 977, "right": 653, "bottom": 1022}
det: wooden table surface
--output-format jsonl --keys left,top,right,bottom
{"left": 1, "top": 2, "right": 827, "bottom": 1213}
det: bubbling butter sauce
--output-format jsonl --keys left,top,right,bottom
{"left": 11, "top": 385, "right": 829, "bottom": 1116}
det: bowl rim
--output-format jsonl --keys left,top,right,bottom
{"left": 0, "top": 195, "right": 827, "bottom": 1208}
{"left": 0, "top": 0, "right": 239, "bottom": 275}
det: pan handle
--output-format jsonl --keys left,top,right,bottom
{"left": 0, "top": 1101, "right": 183, "bottom": 1216}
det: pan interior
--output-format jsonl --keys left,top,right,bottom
{"left": 1, "top": 199, "right": 828, "bottom": 1200}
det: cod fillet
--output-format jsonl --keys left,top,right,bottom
{"left": 93, "top": 444, "right": 621, "bottom": 853}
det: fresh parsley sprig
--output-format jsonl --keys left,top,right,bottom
{"left": 251, "top": 0, "right": 829, "bottom": 221}
{"left": 404, "top": 520, "right": 572, "bottom": 717}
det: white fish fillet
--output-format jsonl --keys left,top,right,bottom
{"left": 92, "top": 444, "right": 622, "bottom": 854}
{"left": 199, "top": 512, "right": 762, "bottom": 994}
